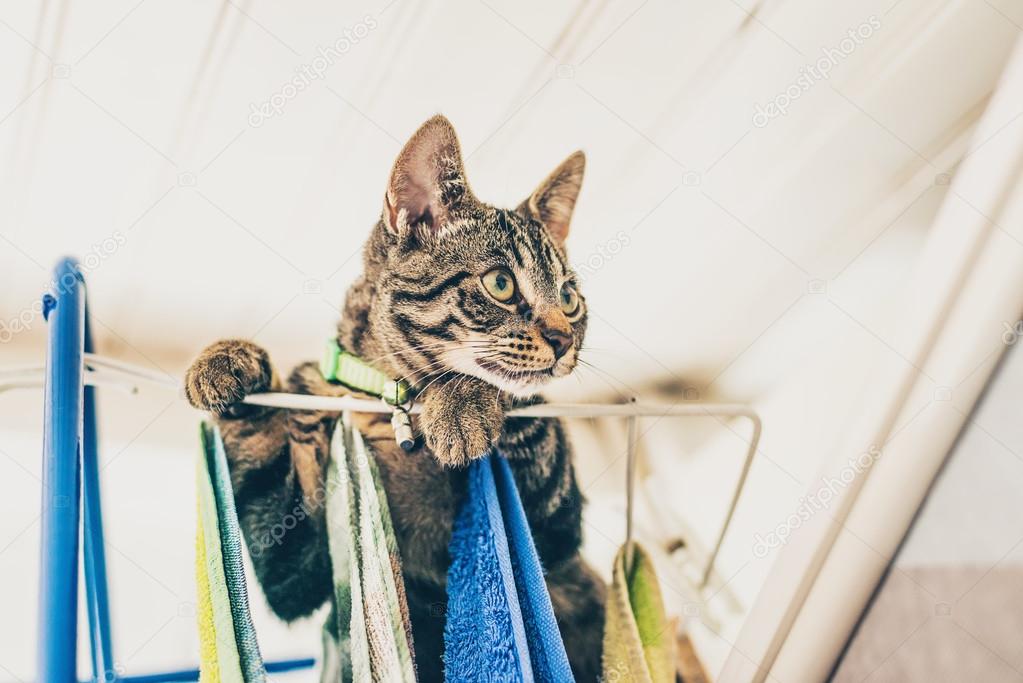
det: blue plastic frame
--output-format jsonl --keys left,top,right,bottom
{"left": 39, "top": 258, "right": 85, "bottom": 682}
{"left": 37, "top": 258, "right": 315, "bottom": 682}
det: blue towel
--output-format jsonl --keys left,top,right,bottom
{"left": 445, "top": 451, "right": 574, "bottom": 682}
{"left": 493, "top": 456, "right": 574, "bottom": 682}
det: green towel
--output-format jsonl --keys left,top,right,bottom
{"left": 197, "top": 423, "right": 269, "bottom": 682}
{"left": 602, "top": 543, "right": 676, "bottom": 683}
{"left": 324, "top": 419, "right": 417, "bottom": 682}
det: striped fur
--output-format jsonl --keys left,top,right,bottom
{"left": 184, "top": 116, "right": 605, "bottom": 681}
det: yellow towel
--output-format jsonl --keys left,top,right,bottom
{"left": 196, "top": 445, "right": 243, "bottom": 682}
{"left": 196, "top": 510, "right": 220, "bottom": 683}
{"left": 602, "top": 542, "right": 676, "bottom": 683}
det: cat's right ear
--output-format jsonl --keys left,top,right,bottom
{"left": 517, "top": 150, "right": 585, "bottom": 244}
{"left": 383, "top": 115, "right": 472, "bottom": 239}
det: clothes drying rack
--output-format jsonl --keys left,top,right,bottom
{"left": 5, "top": 258, "right": 761, "bottom": 682}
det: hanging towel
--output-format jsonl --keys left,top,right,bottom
{"left": 324, "top": 418, "right": 417, "bottom": 683}
{"left": 196, "top": 501, "right": 239, "bottom": 683}
{"left": 445, "top": 451, "right": 574, "bottom": 683}
{"left": 196, "top": 423, "right": 267, "bottom": 682}
{"left": 493, "top": 455, "right": 575, "bottom": 681}
{"left": 602, "top": 543, "right": 675, "bottom": 683}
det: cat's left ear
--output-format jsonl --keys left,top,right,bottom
{"left": 384, "top": 115, "right": 474, "bottom": 239}
{"left": 518, "top": 151, "right": 585, "bottom": 244}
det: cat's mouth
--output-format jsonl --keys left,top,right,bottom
{"left": 439, "top": 337, "right": 573, "bottom": 395}
{"left": 476, "top": 358, "right": 556, "bottom": 383}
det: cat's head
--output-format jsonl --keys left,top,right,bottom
{"left": 348, "top": 115, "right": 587, "bottom": 397}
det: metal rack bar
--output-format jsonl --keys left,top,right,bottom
{"left": 624, "top": 414, "right": 638, "bottom": 571}
{"left": 23, "top": 257, "right": 761, "bottom": 680}
{"left": 82, "top": 305, "right": 115, "bottom": 683}
{"left": 115, "top": 657, "right": 316, "bottom": 682}
{"left": 243, "top": 391, "right": 759, "bottom": 420}
{"left": 38, "top": 258, "right": 85, "bottom": 683}
{"left": 31, "top": 260, "right": 316, "bottom": 683}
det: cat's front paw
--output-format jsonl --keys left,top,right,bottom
{"left": 420, "top": 379, "right": 504, "bottom": 468}
{"left": 184, "top": 339, "right": 274, "bottom": 417}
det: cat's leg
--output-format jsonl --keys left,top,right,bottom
{"left": 499, "top": 411, "right": 586, "bottom": 566}
{"left": 419, "top": 376, "right": 505, "bottom": 467}
{"left": 185, "top": 340, "right": 333, "bottom": 620}
{"left": 403, "top": 580, "right": 448, "bottom": 683}
{"left": 413, "top": 384, "right": 609, "bottom": 678}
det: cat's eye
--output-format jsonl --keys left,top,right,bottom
{"left": 482, "top": 268, "right": 518, "bottom": 303}
{"left": 560, "top": 283, "right": 581, "bottom": 318}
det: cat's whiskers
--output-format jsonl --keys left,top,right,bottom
{"left": 361, "top": 339, "right": 490, "bottom": 369}
{"left": 396, "top": 356, "right": 457, "bottom": 387}
{"left": 394, "top": 340, "right": 497, "bottom": 386}
{"left": 577, "top": 344, "right": 618, "bottom": 356}
{"left": 573, "top": 358, "right": 636, "bottom": 401}
{"left": 415, "top": 367, "right": 461, "bottom": 397}
{"left": 470, "top": 349, "right": 504, "bottom": 370}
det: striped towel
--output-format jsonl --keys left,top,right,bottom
{"left": 602, "top": 543, "right": 676, "bottom": 683}
{"left": 445, "top": 451, "right": 574, "bottom": 682}
{"left": 196, "top": 423, "right": 267, "bottom": 682}
{"left": 323, "top": 418, "right": 417, "bottom": 683}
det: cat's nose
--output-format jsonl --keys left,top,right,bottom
{"left": 541, "top": 328, "right": 572, "bottom": 360}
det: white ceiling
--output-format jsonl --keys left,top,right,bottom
{"left": 2, "top": 2, "right": 1023, "bottom": 678}
{"left": 0, "top": 0, "right": 1020, "bottom": 401}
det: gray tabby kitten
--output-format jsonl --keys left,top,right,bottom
{"left": 185, "top": 115, "right": 606, "bottom": 681}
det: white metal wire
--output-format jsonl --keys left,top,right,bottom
{"left": 0, "top": 352, "right": 761, "bottom": 592}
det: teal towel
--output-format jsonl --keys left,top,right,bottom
{"left": 199, "top": 423, "right": 267, "bottom": 682}
{"left": 324, "top": 419, "right": 417, "bottom": 682}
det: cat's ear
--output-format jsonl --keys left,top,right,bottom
{"left": 383, "top": 115, "right": 473, "bottom": 238}
{"left": 518, "top": 151, "right": 585, "bottom": 244}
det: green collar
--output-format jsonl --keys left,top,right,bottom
{"left": 320, "top": 339, "right": 412, "bottom": 405}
